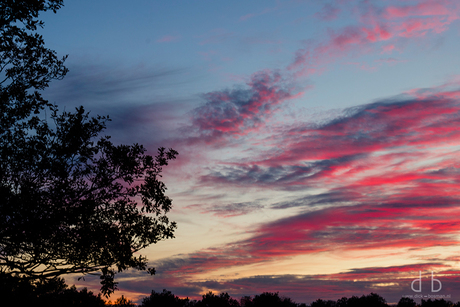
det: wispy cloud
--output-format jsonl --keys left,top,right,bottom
{"left": 58, "top": 1, "right": 460, "bottom": 302}
{"left": 198, "top": 86, "right": 460, "bottom": 189}
{"left": 288, "top": 0, "right": 460, "bottom": 76}
{"left": 183, "top": 70, "right": 300, "bottom": 146}
{"left": 239, "top": 7, "right": 276, "bottom": 21}
{"left": 156, "top": 35, "right": 181, "bottom": 43}
{"left": 186, "top": 201, "right": 264, "bottom": 217}
{"left": 124, "top": 262, "right": 460, "bottom": 303}
{"left": 144, "top": 82, "right": 460, "bottom": 301}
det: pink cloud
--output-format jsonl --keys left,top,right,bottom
{"left": 287, "top": 0, "right": 460, "bottom": 76}
{"left": 245, "top": 201, "right": 460, "bottom": 258}
{"left": 362, "top": 24, "right": 392, "bottom": 42}
{"left": 381, "top": 44, "right": 395, "bottom": 53}
{"left": 397, "top": 16, "right": 453, "bottom": 37}
{"left": 141, "top": 197, "right": 460, "bottom": 301}
{"left": 150, "top": 190, "right": 460, "bottom": 283}
{"left": 66, "top": 2, "right": 460, "bottom": 301}
{"left": 386, "top": 1, "right": 454, "bottom": 18}
{"left": 184, "top": 70, "right": 300, "bottom": 146}
{"left": 196, "top": 83, "right": 460, "bottom": 200}
{"left": 329, "top": 26, "right": 363, "bottom": 50}
{"left": 125, "top": 81, "right": 460, "bottom": 297}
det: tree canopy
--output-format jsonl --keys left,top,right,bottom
{"left": 0, "top": 0, "right": 177, "bottom": 296}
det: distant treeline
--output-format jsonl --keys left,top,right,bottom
{"left": 138, "top": 290, "right": 460, "bottom": 307}
{"left": 1, "top": 275, "right": 458, "bottom": 307}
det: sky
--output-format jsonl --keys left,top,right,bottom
{"left": 39, "top": 0, "right": 460, "bottom": 304}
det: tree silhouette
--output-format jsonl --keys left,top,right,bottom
{"left": 420, "top": 299, "right": 455, "bottom": 307}
{"left": 140, "top": 289, "right": 190, "bottom": 307}
{"left": 111, "top": 295, "right": 136, "bottom": 307}
{"left": 336, "top": 297, "right": 348, "bottom": 307}
{"left": 311, "top": 298, "right": 337, "bottom": 307}
{"left": 245, "top": 292, "right": 299, "bottom": 307}
{"left": 336, "top": 293, "right": 387, "bottom": 307}
{"left": 397, "top": 297, "right": 417, "bottom": 307}
{"left": 0, "top": 273, "right": 106, "bottom": 306}
{"left": 129, "top": 289, "right": 460, "bottom": 307}
{"left": 195, "top": 292, "right": 240, "bottom": 307}
{"left": 0, "top": 0, "right": 177, "bottom": 296}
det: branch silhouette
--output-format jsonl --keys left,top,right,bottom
{"left": 0, "top": 0, "right": 178, "bottom": 296}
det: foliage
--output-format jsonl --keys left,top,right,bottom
{"left": 311, "top": 298, "right": 337, "bottom": 307}
{"left": 195, "top": 292, "right": 240, "bottom": 307}
{"left": 420, "top": 299, "right": 455, "bottom": 307}
{"left": 0, "top": 273, "right": 106, "bottom": 306}
{"left": 0, "top": 0, "right": 177, "bottom": 296}
{"left": 0, "top": 0, "right": 67, "bottom": 127}
{"left": 140, "top": 289, "right": 190, "bottom": 307}
{"left": 311, "top": 293, "right": 388, "bottom": 307}
{"left": 345, "top": 293, "right": 387, "bottom": 307}
{"left": 245, "top": 292, "right": 298, "bottom": 307}
{"left": 110, "top": 295, "right": 136, "bottom": 307}
{"left": 397, "top": 297, "right": 417, "bottom": 307}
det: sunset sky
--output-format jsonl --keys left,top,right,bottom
{"left": 40, "top": 0, "right": 460, "bottom": 304}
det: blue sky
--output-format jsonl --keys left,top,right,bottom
{"left": 40, "top": 0, "right": 460, "bottom": 304}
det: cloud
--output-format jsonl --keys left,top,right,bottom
{"left": 44, "top": 62, "right": 187, "bottom": 107}
{"left": 245, "top": 201, "right": 460, "bottom": 259}
{"left": 270, "top": 190, "right": 362, "bottom": 209}
{"left": 198, "top": 87, "right": 460, "bottom": 189}
{"left": 67, "top": 76, "right": 460, "bottom": 294}
{"left": 385, "top": 1, "right": 454, "bottom": 19}
{"left": 148, "top": 194, "right": 460, "bottom": 281}
{"left": 42, "top": 61, "right": 194, "bottom": 148}
{"left": 59, "top": 1, "right": 460, "bottom": 302}
{"left": 155, "top": 83, "right": 460, "bottom": 295}
{"left": 186, "top": 201, "right": 264, "bottom": 217}
{"left": 184, "top": 70, "right": 299, "bottom": 146}
{"left": 288, "top": 0, "right": 460, "bottom": 75}
{"left": 187, "top": 264, "right": 460, "bottom": 303}
{"left": 199, "top": 154, "right": 366, "bottom": 189}
{"left": 110, "top": 262, "right": 460, "bottom": 304}
{"left": 239, "top": 7, "right": 275, "bottom": 21}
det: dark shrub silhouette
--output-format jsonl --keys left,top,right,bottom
{"left": 243, "top": 291, "right": 298, "bottom": 307}
{"left": 194, "top": 292, "right": 240, "bottom": 307}
{"left": 337, "top": 293, "right": 387, "bottom": 307}
{"left": 420, "top": 299, "right": 454, "bottom": 307}
{"left": 134, "top": 289, "right": 460, "bottom": 307}
{"left": 397, "top": 297, "right": 417, "bottom": 307}
{"left": 336, "top": 297, "right": 348, "bottom": 307}
{"left": 141, "top": 289, "right": 190, "bottom": 307}
{"left": 0, "top": 273, "right": 105, "bottom": 306}
{"left": 311, "top": 298, "right": 337, "bottom": 307}
{"left": 111, "top": 295, "right": 136, "bottom": 307}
